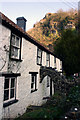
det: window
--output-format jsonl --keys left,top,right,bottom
{"left": 47, "top": 76, "right": 50, "bottom": 87}
{"left": 1, "top": 73, "right": 20, "bottom": 107}
{"left": 29, "top": 72, "right": 38, "bottom": 93}
{"left": 4, "top": 77, "right": 17, "bottom": 103}
{"left": 10, "top": 34, "right": 21, "bottom": 60}
{"left": 60, "top": 61, "right": 62, "bottom": 70}
{"left": 46, "top": 53, "right": 50, "bottom": 67}
{"left": 37, "top": 48, "right": 42, "bottom": 65}
{"left": 54, "top": 57, "right": 56, "bottom": 68}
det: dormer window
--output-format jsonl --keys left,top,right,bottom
{"left": 10, "top": 33, "right": 21, "bottom": 61}
{"left": 37, "top": 48, "right": 42, "bottom": 65}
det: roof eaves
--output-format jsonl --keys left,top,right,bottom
{"left": 0, "top": 12, "right": 56, "bottom": 56}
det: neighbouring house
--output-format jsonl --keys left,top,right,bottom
{"left": 0, "top": 12, "right": 62, "bottom": 119}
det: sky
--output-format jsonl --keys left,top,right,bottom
{"left": 0, "top": 0, "right": 79, "bottom": 31}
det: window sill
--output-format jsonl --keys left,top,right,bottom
{"left": 31, "top": 89, "right": 37, "bottom": 93}
{"left": 59, "top": 71, "right": 63, "bottom": 73}
{"left": 10, "top": 57, "right": 23, "bottom": 62}
{"left": 37, "top": 63, "right": 42, "bottom": 66}
{"left": 54, "top": 67, "right": 57, "bottom": 69}
{"left": 43, "top": 96, "right": 50, "bottom": 100}
{"left": 3, "top": 99, "right": 18, "bottom": 108}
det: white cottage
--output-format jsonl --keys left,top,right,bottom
{"left": 0, "top": 12, "right": 62, "bottom": 119}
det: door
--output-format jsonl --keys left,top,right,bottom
{"left": 42, "top": 76, "right": 54, "bottom": 97}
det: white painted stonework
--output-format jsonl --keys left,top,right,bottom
{"left": 0, "top": 21, "right": 62, "bottom": 119}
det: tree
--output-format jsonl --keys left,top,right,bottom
{"left": 54, "top": 29, "right": 80, "bottom": 76}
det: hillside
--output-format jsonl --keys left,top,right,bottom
{"left": 27, "top": 9, "right": 78, "bottom": 49}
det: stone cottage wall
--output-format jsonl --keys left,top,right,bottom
{"left": 0, "top": 23, "right": 62, "bottom": 119}
{"left": 0, "top": 24, "right": 11, "bottom": 119}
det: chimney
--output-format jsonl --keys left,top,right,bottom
{"left": 16, "top": 17, "right": 27, "bottom": 31}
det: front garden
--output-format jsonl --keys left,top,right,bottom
{"left": 15, "top": 78, "right": 80, "bottom": 120}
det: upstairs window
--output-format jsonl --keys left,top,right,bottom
{"left": 4, "top": 77, "right": 17, "bottom": 103}
{"left": 10, "top": 34, "right": 21, "bottom": 60}
{"left": 46, "top": 53, "right": 50, "bottom": 67}
{"left": 54, "top": 57, "right": 56, "bottom": 68}
{"left": 37, "top": 48, "right": 42, "bottom": 65}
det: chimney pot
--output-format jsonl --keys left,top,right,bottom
{"left": 16, "top": 17, "right": 27, "bottom": 31}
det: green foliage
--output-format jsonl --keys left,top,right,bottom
{"left": 58, "top": 16, "right": 70, "bottom": 30}
{"left": 15, "top": 84, "right": 80, "bottom": 120}
{"left": 54, "top": 29, "right": 80, "bottom": 76}
{"left": 68, "top": 85, "right": 80, "bottom": 105}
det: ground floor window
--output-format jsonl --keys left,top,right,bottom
{"left": 47, "top": 76, "right": 50, "bottom": 87}
{"left": 4, "top": 77, "right": 17, "bottom": 102}
{"left": 29, "top": 72, "right": 38, "bottom": 93}
{"left": 0, "top": 72, "right": 20, "bottom": 107}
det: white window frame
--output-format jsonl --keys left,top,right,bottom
{"left": 46, "top": 53, "right": 50, "bottom": 67}
{"left": 10, "top": 33, "right": 21, "bottom": 60}
{"left": 47, "top": 76, "right": 50, "bottom": 87}
{"left": 4, "top": 77, "right": 17, "bottom": 103}
{"left": 37, "top": 48, "right": 42, "bottom": 65}
{"left": 60, "top": 61, "right": 62, "bottom": 70}
{"left": 31, "top": 74, "right": 37, "bottom": 92}
{"left": 54, "top": 57, "right": 56, "bottom": 68}
{"left": 29, "top": 72, "right": 38, "bottom": 93}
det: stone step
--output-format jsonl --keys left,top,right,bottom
{"left": 26, "top": 105, "right": 42, "bottom": 112}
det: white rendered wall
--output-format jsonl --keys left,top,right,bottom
{"left": 0, "top": 24, "right": 11, "bottom": 72}
{"left": 0, "top": 24, "right": 62, "bottom": 119}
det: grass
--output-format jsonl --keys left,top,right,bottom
{"left": 15, "top": 85, "right": 80, "bottom": 120}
